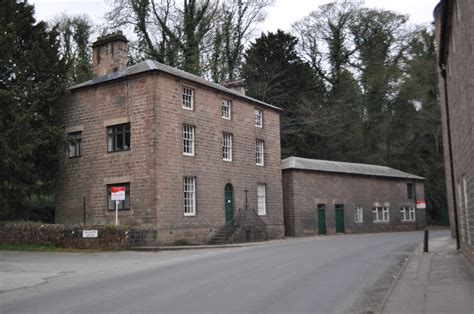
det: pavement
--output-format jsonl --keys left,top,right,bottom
{"left": 382, "top": 235, "right": 474, "bottom": 314}
{"left": 131, "top": 239, "right": 283, "bottom": 251}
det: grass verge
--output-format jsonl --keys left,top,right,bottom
{"left": 0, "top": 243, "right": 58, "bottom": 252}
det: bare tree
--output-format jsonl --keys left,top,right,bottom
{"left": 291, "top": 0, "right": 360, "bottom": 87}
{"left": 106, "top": 0, "right": 216, "bottom": 75}
{"left": 216, "top": 0, "right": 275, "bottom": 80}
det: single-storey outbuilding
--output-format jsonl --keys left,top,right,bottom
{"left": 282, "top": 157, "right": 426, "bottom": 236}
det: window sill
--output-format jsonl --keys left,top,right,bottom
{"left": 223, "top": 159, "right": 232, "bottom": 162}
{"left": 222, "top": 117, "right": 231, "bottom": 120}
{"left": 184, "top": 213, "right": 196, "bottom": 217}
{"left": 108, "top": 149, "right": 131, "bottom": 154}
{"left": 182, "top": 106, "right": 194, "bottom": 111}
{"left": 107, "top": 209, "right": 131, "bottom": 212}
{"left": 183, "top": 153, "right": 195, "bottom": 157}
{"left": 373, "top": 221, "right": 390, "bottom": 223}
{"left": 402, "top": 220, "right": 416, "bottom": 223}
{"left": 68, "top": 156, "right": 82, "bottom": 159}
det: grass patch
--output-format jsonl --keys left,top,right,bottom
{"left": 0, "top": 243, "right": 123, "bottom": 253}
{"left": 0, "top": 243, "right": 58, "bottom": 252}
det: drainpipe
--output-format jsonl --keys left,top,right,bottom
{"left": 83, "top": 196, "right": 86, "bottom": 225}
{"left": 413, "top": 179, "right": 418, "bottom": 230}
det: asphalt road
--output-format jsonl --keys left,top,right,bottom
{"left": 0, "top": 230, "right": 448, "bottom": 314}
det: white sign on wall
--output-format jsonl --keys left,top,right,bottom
{"left": 82, "top": 230, "right": 98, "bottom": 238}
{"left": 416, "top": 200, "right": 426, "bottom": 209}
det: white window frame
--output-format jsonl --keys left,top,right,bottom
{"left": 182, "top": 87, "right": 194, "bottom": 110}
{"left": 354, "top": 206, "right": 363, "bottom": 223}
{"left": 222, "top": 133, "right": 232, "bottom": 161}
{"left": 401, "top": 206, "right": 416, "bottom": 222}
{"left": 254, "top": 108, "right": 263, "bottom": 127}
{"left": 183, "top": 177, "right": 196, "bottom": 216}
{"left": 256, "top": 140, "right": 264, "bottom": 166}
{"left": 257, "top": 183, "right": 266, "bottom": 216}
{"left": 222, "top": 99, "right": 232, "bottom": 120}
{"left": 182, "top": 125, "right": 195, "bottom": 156}
{"left": 373, "top": 207, "right": 389, "bottom": 222}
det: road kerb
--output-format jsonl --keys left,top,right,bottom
{"left": 376, "top": 241, "right": 423, "bottom": 314}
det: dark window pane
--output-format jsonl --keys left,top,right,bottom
{"left": 117, "top": 132, "right": 123, "bottom": 149}
{"left": 107, "top": 123, "right": 130, "bottom": 152}
{"left": 125, "top": 132, "right": 130, "bottom": 149}
{"left": 407, "top": 183, "right": 414, "bottom": 199}
{"left": 68, "top": 131, "right": 82, "bottom": 158}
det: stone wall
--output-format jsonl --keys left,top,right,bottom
{"left": 153, "top": 72, "right": 284, "bottom": 244}
{"left": 435, "top": 0, "right": 474, "bottom": 264}
{"left": 56, "top": 72, "right": 157, "bottom": 227}
{"left": 0, "top": 222, "right": 157, "bottom": 249}
{"left": 282, "top": 169, "right": 426, "bottom": 237}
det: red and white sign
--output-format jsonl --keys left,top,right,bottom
{"left": 416, "top": 200, "right": 426, "bottom": 209}
{"left": 111, "top": 186, "right": 126, "bottom": 201}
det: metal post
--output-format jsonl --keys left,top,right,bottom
{"left": 244, "top": 188, "right": 249, "bottom": 221}
{"left": 423, "top": 228, "right": 429, "bottom": 253}
{"left": 83, "top": 196, "right": 86, "bottom": 225}
{"left": 115, "top": 200, "right": 119, "bottom": 226}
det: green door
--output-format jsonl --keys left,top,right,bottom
{"left": 318, "top": 204, "right": 326, "bottom": 235}
{"left": 335, "top": 204, "right": 345, "bottom": 233}
{"left": 225, "top": 184, "right": 234, "bottom": 224}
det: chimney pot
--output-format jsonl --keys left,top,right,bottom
{"left": 221, "top": 79, "right": 246, "bottom": 95}
{"left": 92, "top": 31, "right": 128, "bottom": 78}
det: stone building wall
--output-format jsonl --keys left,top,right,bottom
{"left": 55, "top": 60, "right": 284, "bottom": 244}
{"left": 283, "top": 170, "right": 426, "bottom": 236}
{"left": 435, "top": 0, "right": 474, "bottom": 264}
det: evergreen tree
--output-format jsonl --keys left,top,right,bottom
{"left": 54, "top": 14, "right": 94, "bottom": 84}
{"left": 0, "top": 0, "right": 68, "bottom": 219}
{"left": 242, "top": 30, "right": 325, "bottom": 157}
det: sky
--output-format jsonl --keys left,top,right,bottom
{"left": 30, "top": 0, "right": 440, "bottom": 33}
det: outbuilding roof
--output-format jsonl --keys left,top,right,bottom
{"left": 281, "top": 157, "right": 424, "bottom": 180}
{"left": 70, "top": 60, "right": 282, "bottom": 112}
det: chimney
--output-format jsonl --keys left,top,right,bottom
{"left": 221, "top": 79, "right": 246, "bottom": 95}
{"left": 92, "top": 31, "right": 128, "bottom": 77}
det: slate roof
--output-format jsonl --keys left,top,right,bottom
{"left": 281, "top": 157, "right": 424, "bottom": 180}
{"left": 70, "top": 60, "right": 282, "bottom": 112}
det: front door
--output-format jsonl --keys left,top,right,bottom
{"left": 225, "top": 184, "right": 234, "bottom": 224}
{"left": 335, "top": 204, "right": 345, "bottom": 233}
{"left": 318, "top": 204, "right": 326, "bottom": 235}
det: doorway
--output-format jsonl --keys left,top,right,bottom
{"left": 335, "top": 204, "right": 345, "bottom": 233}
{"left": 318, "top": 204, "right": 326, "bottom": 235}
{"left": 225, "top": 184, "right": 234, "bottom": 224}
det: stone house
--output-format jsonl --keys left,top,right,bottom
{"left": 55, "top": 32, "right": 285, "bottom": 244}
{"left": 282, "top": 157, "right": 426, "bottom": 236}
{"left": 435, "top": 0, "right": 474, "bottom": 264}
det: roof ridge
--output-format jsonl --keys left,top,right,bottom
{"left": 285, "top": 156, "right": 393, "bottom": 170}
{"left": 282, "top": 156, "right": 424, "bottom": 180}
{"left": 70, "top": 59, "right": 282, "bottom": 112}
